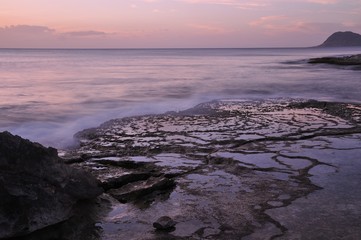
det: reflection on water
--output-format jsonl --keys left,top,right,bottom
{"left": 1, "top": 48, "right": 361, "bottom": 147}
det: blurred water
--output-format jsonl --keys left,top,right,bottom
{"left": 0, "top": 48, "right": 360, "bottom": 147}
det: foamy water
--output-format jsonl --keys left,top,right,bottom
{"left": 1, "top": 48, "right": 360, "bottom": 147}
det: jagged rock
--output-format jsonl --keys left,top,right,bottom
{"left": 153, "top": 216, "right": 176, "bottom": 230}
{"left": 0, "top": 131, "right": 103, "bottom": 239}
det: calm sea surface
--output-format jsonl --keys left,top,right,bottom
{"left": 1, "top": 48, "right": 361, "bottom": 147}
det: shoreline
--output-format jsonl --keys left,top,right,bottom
{"left": 63, "top": 98, "right": 361, "bottom": 239}
{"left": 2, "top": 98, "right": 361, "bottom": 239}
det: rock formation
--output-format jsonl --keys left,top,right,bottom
{"left": 310, "top": 32, "right": 361, "bottom": 65}
{"left": 318, "top": 31, "right": 361, "bottom": 47}
{"left": 0, "top": 131, "right": 103, "bottom": 239}
{"left": 62, "top": 99, "right": 361, "bottom": 239}
{"left": 309, "top": 54, "right": 361, "bottom": 65}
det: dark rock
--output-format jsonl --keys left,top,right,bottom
{"left": 93, "top": 159, "right": 148, "bottom": 169}
{"left": 0, "top": 131, "right": 103, "bottom": 238}
{"left": 317, "top": 31, "right": 361, "bottom": 47}
{"left": 309, "top": 54, "right": 361, "bottom": 66}
{"left": 107, "top": 177, "right": 175, "bottom": 203}
{"left": 153, "top": 216, "right": 176, "bottom": 231}
{"left": 101, "top": 172, "right": 152, "bottom": 190}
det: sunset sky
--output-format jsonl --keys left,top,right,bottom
{"left": 1, "top": 0, "right": 361, "bottom": 48}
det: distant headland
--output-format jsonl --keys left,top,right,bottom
{"left": 317, "top": 31, "right": 361, "bottom": 47}
{"left": 309, "top": 31, "right": 361, "bottom": 65}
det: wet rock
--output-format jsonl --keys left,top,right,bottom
{"left": 63, "top": 99, "right": 361, "bottom": 239}
{"left": 101, "top": 172, "right": 152, "bottom": 190}
{"left": 153, "top": 216, "right": 177, "bottom": 231}
{"left": 107, "top": 177, "right": 175, "bottom": 203}
{"left": 93, "top": 159, "right": 149, "bottom": 169}
{"left": 309, "top": 54, "right": 361, "bottom": 65}
{"left": 0, "top": 131, "right": 103, "bottom": 239}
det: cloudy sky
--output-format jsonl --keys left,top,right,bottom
{"left": 1, "top": 0, "right": 360, "bottom": 48}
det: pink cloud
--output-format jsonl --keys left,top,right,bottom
{"left": 0, "top": 25, "right": 55, "bottom": 34}
{"left": 188, "top": 23, "right": 228, "bottom": 34}
{"left": 307, "top": 0, "right": 338, "bottom": 4}
{"left": 249, "top": 15, "right": 287, "bottom": 27}
{"left": 0, "top": 25, "right": 121, "bottom": 48}
{"left": 64, "top": 30, "right": 109, "bottom": 37}
{"left": 178, "top": 0, "right": 268, "bottom": 9}
{"left": 249, "top": 15, "right": 338, "bottom": 34}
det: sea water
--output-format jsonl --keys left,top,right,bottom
{"left": 1, "top": 48, "right": 360, "bottom": 147}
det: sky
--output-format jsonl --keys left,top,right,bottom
{"left": 1, "top": 0, "right": 361, "bottom": 48}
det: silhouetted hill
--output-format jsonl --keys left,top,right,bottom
{"left": 318, "top": 31, "right": 361, "bottom": 47}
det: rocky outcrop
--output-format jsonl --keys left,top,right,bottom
{"left": 63, "top": 99, "right": 361, "bottom": 239}
{"left": 309, "top": 54, "right": 361, "bottom": 65}
{"left": 318, "top": 31, "right": 361, "bottom": 47}
{"left": 0, "top": 131, "right": 103, "bottom": 239}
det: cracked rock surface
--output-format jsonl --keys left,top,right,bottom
{"left": 63, "top": 99, "right": 361, "bottom": 240}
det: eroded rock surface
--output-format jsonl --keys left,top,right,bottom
{"left": 0, "top": 132, "right": 103, "bottom": 239}
{"left": 63, "top": 99, "right": 361, "bottom": 239}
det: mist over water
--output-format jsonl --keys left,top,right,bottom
{"left": 1, "top": 48, "right": 361, "bottom": 148}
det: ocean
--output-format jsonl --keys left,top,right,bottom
{"left": 1, "top": 48, "right": 360, "bottom": 148}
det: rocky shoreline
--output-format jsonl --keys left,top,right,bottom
{"left": 2, "top": 99, "right": 361, "bottom": 239}
{"left": 309, "top": 54, "right": 361, "bottom": 66}
{"left": 68, "top": 99, "right": 361, "bottom": 240}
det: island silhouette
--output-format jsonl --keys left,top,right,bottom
{"left": 318, "top": 31, "right": 361, "bottom": 47}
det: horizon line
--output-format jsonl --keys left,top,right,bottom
{"left": 0, "top": 46, "right": 329, "bottom": 50}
